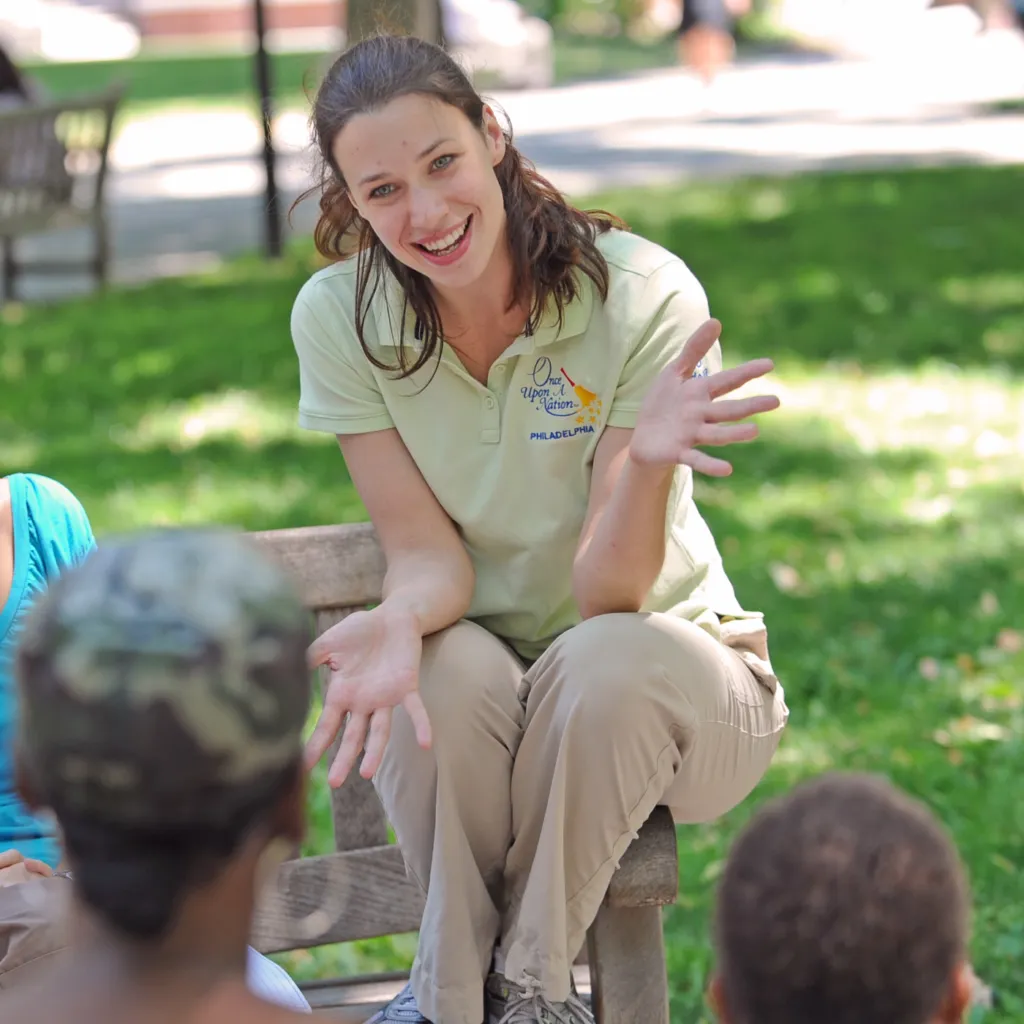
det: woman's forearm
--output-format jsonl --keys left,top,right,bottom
{"left": 572, "top": 456, "right": 675, "bottom": 620}
{"left": 381, "top": 544, "right": 475, "bottom": 637}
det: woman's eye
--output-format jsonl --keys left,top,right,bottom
{"left": 432, "top": 155, "right": 455, "bottom": 171}
{"left": 369, "top": 183, "right": 395, "bottom": 199}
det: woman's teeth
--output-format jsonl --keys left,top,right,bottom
{"left": 422, "top": 220, "right": 468, "bottom": 254}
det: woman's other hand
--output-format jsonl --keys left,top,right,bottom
{"left": 305, "top": 601, "right": 431, "bottom": 787}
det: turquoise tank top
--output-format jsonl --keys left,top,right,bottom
{"left": 0, "top": 474, "right": 94, "bottom": 865}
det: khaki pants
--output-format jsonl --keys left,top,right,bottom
{"left": 374, "top": 612, "right": 789, "bottom": 1024}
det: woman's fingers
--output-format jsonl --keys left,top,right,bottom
{"left": 23, "top": 858, "right": 53, "bottom": 878}
{"left": 705, "top": 394, "right": 780, "bottom": 423}
{"left": 304, "top": 693, "right": 346, "bottom": 771}
{"left": 706, "top": 358, "right": 776, "bottom": 399}
{"left": 0, "top": 850, "right": 24, "bottom": 870}
{"left": 696, "top": 422, "right": 760, "bottom": 447}
{"left": 403, "top": 691, "right": 433, "bottom": 750}
{"left": 359, "top": 708, "right": 393, "bottom": 780}
{"left": 328, "top": 712, "right": 370, "bottom": 788}
{"left": 672, "top": 318, "right": 722, "bottom": 378}
{"left": 306, "top": 631, "right": 338, "bottom": 670}
{"left": 683, "top": 449, "right": 734, "bottom": 477}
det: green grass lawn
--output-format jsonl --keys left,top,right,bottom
{"left": 3, "top": 164, "right": 1024, "bottom": 1019}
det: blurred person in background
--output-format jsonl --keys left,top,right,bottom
{"left": 0, "top": 41, "right": 29, "bottom": 107}
{"left": 0, "top": 40, "right": 45, "bottom": 109}
{"left": 1, "top": 529, "right": 317, "bottom": 1023}
{"left": 677, "top": 0, "right": 751, "bottom": 86}
{"left": 0, "top": 476, "right": 310, "bottom": 1011}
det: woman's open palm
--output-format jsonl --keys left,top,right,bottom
{"left": 629, "top": 318, "right": 780, "bottom": 476}
{"left": 305, "top": 603, "right": 431, "bottom": 787}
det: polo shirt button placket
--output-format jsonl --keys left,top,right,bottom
{"left": 481, "top": 393, "right": 501, "bottom": 444}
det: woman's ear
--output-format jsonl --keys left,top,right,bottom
{"left": 481, "top": 105, "right": 507, "bottom": 167}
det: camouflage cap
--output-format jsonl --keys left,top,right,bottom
{"left": 15, "top": 528, "right": 312, "bottom": 828}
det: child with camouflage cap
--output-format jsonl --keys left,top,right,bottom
{"left": 0, "top": 526, "right": 317, "bottom": 1024}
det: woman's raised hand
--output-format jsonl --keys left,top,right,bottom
{"left": 629, "top": 318, "right": 780, "bottom": 476}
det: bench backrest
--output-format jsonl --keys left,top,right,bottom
{"left": 0, "top": 83, "right": 124, "bottom": 234}
{"left": 249, "top": 522, "right": 427, "bottom": 955}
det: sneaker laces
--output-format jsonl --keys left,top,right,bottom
{"left": 495, "top": 985, "right": 593, "bottom": 1024}
{"left": 495, "top": 991, "right": 577, "bottom": 1024}
{"left": 564, "top": 989, "right": 593, "bottom": 1022}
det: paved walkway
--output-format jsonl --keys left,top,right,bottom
{"left": 15, "top": 27, "right": 1024, "bottom": 302}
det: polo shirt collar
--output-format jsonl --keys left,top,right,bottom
{"left": 372, "top": 268, "right": 595, "bottom": 356}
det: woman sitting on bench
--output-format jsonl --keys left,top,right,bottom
{"left": 292, "top": 34, "right": 789, "bottom": 1024}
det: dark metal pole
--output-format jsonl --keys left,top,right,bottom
{"left": 253, "top": 0, "right": 282, "bottom": 258}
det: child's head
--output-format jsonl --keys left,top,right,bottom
{"left": 15, "top": 528, "right": 312, "bottom": 943}
{"left": 711, "top": 773, "right": 972, "bottom": 1024}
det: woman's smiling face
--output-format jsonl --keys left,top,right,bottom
{"left": 334, "top": 93, "right": 508, "bottom": 290}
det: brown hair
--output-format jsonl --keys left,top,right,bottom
{"left": 302, "top": 34, "right": 624, "bottom": 378}
{"left": 714, "top": 773, "right": 969, "bottom": 1024}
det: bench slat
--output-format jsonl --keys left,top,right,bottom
{"left": 252, "top": 810, "right": 676, "bottom": 954}
{"left": 252, "top": 845, "right": 424, "bottom": 954}
{"left": 252, "top": 522, "right": 385, "bottom": 610}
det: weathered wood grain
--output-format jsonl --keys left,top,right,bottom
{"left": 252, "top": 522, "right": 385, "bottom": 610}
{"left": 587, "top": 905, "right": 669, "bottom": 1024}
{"left": 605, "top": 806, "right": 678, "bottom": 908}
{"left": 252, "top": 845, "right": 424, "bottom": 954}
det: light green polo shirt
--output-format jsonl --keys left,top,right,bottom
{"left": 291, "top": 229, "right": 775, "bottom": 682}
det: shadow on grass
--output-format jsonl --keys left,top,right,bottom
{"left": 601, "top": 165, "right": 1024, "bottom": 373}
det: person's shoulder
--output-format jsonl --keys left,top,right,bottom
{"left": 596, "top": 228, "right": 686, "bottom": 281}
{"left": 594, "top": 229, "right": 706, "bottom": 320}
{"left": 14, "top": 475, "right": 86, "bottom": 522}
{"left": 294, "top": 258, "right": 361, "bottom": 313}
{"left": 15, "top": 475, "right": 94, "bottom": 568}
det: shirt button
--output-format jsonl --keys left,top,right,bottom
{"left": 485, "top": 397, "right": 496, "bottom": 409}
{"left": 494, "top": 365, "right": 506, "bottom": 374}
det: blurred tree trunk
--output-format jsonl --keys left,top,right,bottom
{"left": 346, "top": 0, "right": 445, "bottom": 45}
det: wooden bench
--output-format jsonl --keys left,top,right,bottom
{"left": 0, "top": 82, "right": 124, "bottom": 302}
{"left": 250, "top": 521, "right": 680, "bottom": 1023}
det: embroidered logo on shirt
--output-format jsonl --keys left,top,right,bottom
{"left": 523, "top": 357, "right": 602, "bottom": 441}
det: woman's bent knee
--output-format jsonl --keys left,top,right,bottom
{"left": 379, "top": 620, "right": 526, "bottom": 787}
{"left": 417, "top": 620, "right": 525, "bottom": 745}
{"left": 526, "top": 613, "right": 731, "bottom": 724}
